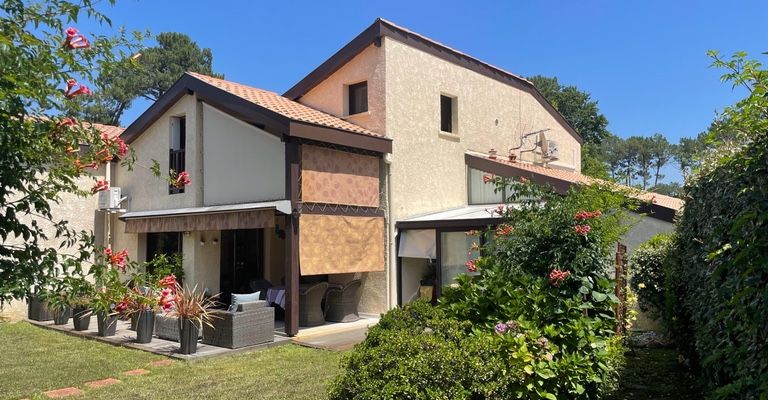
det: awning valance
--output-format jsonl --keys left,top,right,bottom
{"left": 120, "top": 200, "right": 291, "bottom": 233}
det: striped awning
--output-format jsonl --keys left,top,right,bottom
{"left": 120, "top": 201, "right": 291, "bottom": 233}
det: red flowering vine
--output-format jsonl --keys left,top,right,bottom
{"left": 574, "top": 210, "right": 602, "bottom": 220}
{"left": 63, "top": 27, "right": 90, "bottom": 50}
{"left": 158, "top": 274, "right": 177, "bottom": 289}
{"left": 482, "top": 174, "right": 494, "bottom": 184}
{"left": 548, "top": 268, "right": 571, "bottom": 287}
{"left": 465, "top": 259, "right": 478, "bottom": 273}
{"left": 518, "top": 176, "right": 529, "bottom": 183}
{"left": 91, "top": 179, "right": 109, "bottom": 194}
{"left": 64, "top": 78, "right": 91, "bottom": 99}
{"left": 573, "top": 224, "right": 592, "bottom": 236}
{"left": 174, "top": 171, "right": 191, "bottom": 188}
{"left": 104, "top": 247, "right": 128, "bottom": 272}
{"left": 495, "top": 224, "right": 513, "bottom": 236}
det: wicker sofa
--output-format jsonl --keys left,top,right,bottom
{"left": 202, "top": 301, "right": 274, "bottom": 349}
{"left": 154, "top": 314, "right": 201, "bottom": 342}
{"left": 324, "top": 279, "right": 362, "bottom": 323}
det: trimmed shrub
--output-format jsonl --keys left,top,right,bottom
{"left": 329, "top": 182, "right": 630, "bottom": 399}
{"left": 667, "top": 130, "right": 768, "bottom": 398}
{"left": 628, "top": 234, "right": 673, "bottom": 321}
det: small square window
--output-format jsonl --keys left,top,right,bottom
{"left": 348, "top": 81, "right": 368, "bottom": 115}
{"left": 440, "top": 95, "right": 456, "bottom": 133}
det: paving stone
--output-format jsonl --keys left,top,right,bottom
{"left": 149, "top": 359, "right": 175, "bottom": 367}
{"left": 44, "top": 387, "right": 83, "bottom": 398}
{"left": 123, "top": 368, "right": 150, "bottom": 376}
{"left": 85, "top": 378, "right": 121, "bottom": 389}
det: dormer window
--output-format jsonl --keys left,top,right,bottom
{"left": 348, "top": 81, "right": 368, "bottom": 115}
{"left": 169, "top": 116, "right": 186, "bottom": 194}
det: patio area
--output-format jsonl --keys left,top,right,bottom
{"left": 28, "top": 313, "right": 377, "bottom": 360}
{"left": 28, "top": 316, "right": 291, "bottom": 361}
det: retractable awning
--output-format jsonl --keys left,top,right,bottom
{"left": 119, "top": 200, "right": 291, "bottom": 233}
{"left": 395, "top": 204, "right": 512, "bottom": 230}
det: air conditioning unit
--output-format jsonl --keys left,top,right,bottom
{"left": 541, "top": 140, "right": 559, "bottom": 160}
{"left": 97, "top": 187, "right": 123, "bottom": 210}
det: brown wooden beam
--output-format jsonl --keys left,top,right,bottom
{"left": 284, "top": 140, "right": 301, "bottom": 336}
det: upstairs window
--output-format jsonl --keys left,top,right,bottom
{"left": 348, "top": 81, "right": 368, "bottom": 115}
{"left": 440, "top": 94, "right": 456, "bottom": 134}
{"left": 169, "top": 116, "right": 186, "bottom": 194}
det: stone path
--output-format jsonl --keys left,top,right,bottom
{"left": 31, "top": 359, "right": 176, "bottom": 399}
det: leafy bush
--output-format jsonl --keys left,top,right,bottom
{"left": 628, "top": 234, "right": 672, "bottom": 321}
{"left": 663, "top": 52, "right": 768, "bottom": 399}
{"left": 330, "top": 181, "right": 630, "bottom": 399}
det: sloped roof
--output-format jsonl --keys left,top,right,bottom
{"left": 121, "top": 72, "right": 391, "bottom": 153}
{"left": 89, "top": 122, "right": 124, "bottom": 138}
{"left": 187, "top": 72, "right": 380, "bottom": 137}
{"left": 284, "top": 18, "right": 582, "bottom": 144}
{"left": 465, "top": 150, "right": 684, "bottom": 220}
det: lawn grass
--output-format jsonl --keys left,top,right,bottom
{"left": 0, "top": 322, "right": 342, "bottom": 400}
{"left": 610, "top": 347, "right": 703, "bottom": 400}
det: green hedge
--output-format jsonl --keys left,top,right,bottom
{"left": 628, "top": 234, "right": 672, "bottom": 321}
{"left": 667, "top": 131, "right": 768, "bottom": 398}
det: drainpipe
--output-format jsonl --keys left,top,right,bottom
{"left": 384, "top": 152, "right": 394, "bottom": 310}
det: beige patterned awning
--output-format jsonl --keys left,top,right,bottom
{"left": 120, "top": 201, "right": 291, "bottom": 233}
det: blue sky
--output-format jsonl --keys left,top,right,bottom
{"left": 78, "top": 0, "right": 767, "bottom": 183}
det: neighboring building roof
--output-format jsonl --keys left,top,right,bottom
{"left": 187, "top": 72, "right": 381, "bottom": 138}
{"left": 121, "top": 72, "right": 391, "bottom": 153}
{"left": 465, "top": 150, "right": 684, "bottom": 222}
{"left": 89, "top": 122, "right": 124, "bottom": 138}
{"left": 283, "top": 18, "right": 583, "bottom": 144}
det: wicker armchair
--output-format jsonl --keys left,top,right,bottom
{"left": 324, "top": 280, "right": 362, "bottom": 323}
{"left": 299, "top": 282, "right": 328, "bottom": 327}
{"left": 202, "top": 301, "right": 274, "bottom": 349}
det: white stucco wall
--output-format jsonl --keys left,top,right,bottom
{"left": 1, "top": 175, "right": 104, "bottom": 321}
{"left": 113, "top": 94, "right": 200, "bottom": 212}
{"left": 202, "top": 104, "right": 285, "bottom": 206}
{"left": 299, "top": 44, "right": 386, "bottom": 135}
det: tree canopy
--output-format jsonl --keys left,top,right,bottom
{"left": 66, "top": 31, "right": 222, "bottom": 126}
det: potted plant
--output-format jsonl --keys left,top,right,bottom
{"left": 27, "top": 284, "right": 54, "bottom": 322}
{"left": 70, "top": 278, "right": 94, "bottom": 331}
{"left": 161, "top": 278, "right": 218, "bottom": 354}
{"left": 121, "top": 285, "right": 160, "bottom": 344}
{"left": 90, "top": 246, "right": 131, "bottom": 337}
{"left": 41, "top": 281, "right": 73, "bottom": 326}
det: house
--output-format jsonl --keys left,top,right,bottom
{"left": 0, "top": 123, "right": 121, "bottom": 321}
{"left": 105, "top": 18, "right": 680, "bottom": 336}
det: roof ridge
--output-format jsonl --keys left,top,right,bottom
{"left": 185, "top": 71, "right": 279, "bottom": 95}
{"left": 375, "top": 18, "right": 533, "bottom": 86}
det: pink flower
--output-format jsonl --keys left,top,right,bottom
{"left": 495, "top": 224, "right": 513, "bottom": 236}
{"left": 158, "top": 275, "right": 177, "bottom": 289}
{"left": 519, "top": 176, "right": 529, "bottom": 183}
{"left": 574, "top": 210, "right": 602, "bottom": 220}
{"left": 63, "top": 27, "right": 90, "bottom": 49}
{"left": 64, "top": 79, "right": 91, "bottom": 99}
{"left": 91, "top": 179, "right": 109, "bottom": 194}
{"left": 175, "top": 171, "right": 191, "bottom": 187}
{"left": 465, "top": 259, "right": 478, "bottom": 273}
{"left": 573, "top": 224, "right": 591, "bottom": 236}
{"left": 494, "top": 204, "right": 505, "bottom": 216}
{"left": 495, "top": 323, "right": 508, "bottom": 334}
{"left": 114, "top": 300, "right": 128, "bottom": 313}
{"left": 482, "top": 174, "right": 494, "bottom": 184}
{"left": 117, "top": 138, "right": 128, "bottom": 158}
{"left": 548, "top": 268, "right": 571, "bottom": 287}
{"left": 104, "top": 247, "right": 128, "bottom": 272}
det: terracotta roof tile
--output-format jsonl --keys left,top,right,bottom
{"left": 187, "top": 72, "right": 380, "bottom": 137}
{"left": 89, "top": 122, "right": 124, "bottom": 138}
{"left": 467, "top": 150, "right": 685, "bottom": 212}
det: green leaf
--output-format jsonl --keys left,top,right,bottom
{"left": 592, "top": 291, "right": 608, "bottom": 302}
